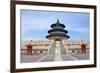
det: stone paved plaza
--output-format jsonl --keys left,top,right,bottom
{"left": 21, "top": 53, "right": 89, "bottom": 63}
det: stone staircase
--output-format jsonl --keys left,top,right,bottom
{"left": 60, "top": 41, "right": 67, "bottom": 54}
{"left": 47, "top": 40, "right": 67, "bottom": 61}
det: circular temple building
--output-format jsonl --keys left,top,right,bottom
{"left": 46, "top": 19, "right": 70, "bottom": 41}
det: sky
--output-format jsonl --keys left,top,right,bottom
{"left": 21, "top": 9, "right": 90, "bottom": 42}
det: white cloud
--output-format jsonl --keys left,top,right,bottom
{"left": 69, "top": 28, "right": 89, "bottom": 32}
{"left": 22, "top": 19, "right": 53, "bottom": 31}
{"left": 21, "top": 37, "right": 46, "bottom": 42}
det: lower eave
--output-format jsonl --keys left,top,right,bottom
{"left": 46, "top": 34, "right": 70, "bottom": 39}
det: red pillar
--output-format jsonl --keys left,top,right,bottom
{"left": 26, "top": 43, "right": 33, "bottom": 55}
{"left": 81, "top": 43, "right": 87, "bottom": 54}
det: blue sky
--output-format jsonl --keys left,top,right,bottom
{"left": 21, "top": 10, "right": 90, "bottom": 41}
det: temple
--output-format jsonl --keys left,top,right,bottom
{"left": 46, "top": 19, "right": 70, "bottom": 41}
{"left": 21, "top": 19, "right": 90, "bottom": 62}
